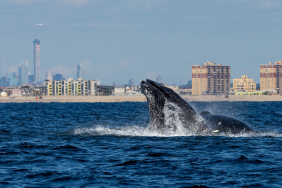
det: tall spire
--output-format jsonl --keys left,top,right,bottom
{"left": 33, "top": 38, "right": 40, "bottom": 83}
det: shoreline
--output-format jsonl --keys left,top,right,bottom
{"left": 1, "top": 95, "right": 282, "bottom": 103}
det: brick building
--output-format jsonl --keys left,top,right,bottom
{"left": 192, "top": 61, "right": 230, "bottom": 95}
{"left": 260, "top": 61, "right": 282, "bottom": 94}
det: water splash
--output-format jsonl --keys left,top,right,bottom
{"left": 163, "top": 101, "right": 188, "bottom": 135}
{"left": 73, "top": 125, "right": 282, "bottom": 138}
{"left": 73, "top": 125, "right": 186, "bottom": 137}
{"left": 73, "top": 101, "right": 282, "bottom": 138}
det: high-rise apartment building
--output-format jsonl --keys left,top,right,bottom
{"left": 44, "top": 78, "right": 97, "bottom": 96}
{"left": 128, "top": 79, "right": 135, "bottom": 86}
{"left": 18, "top": 60, "right": 29, "bottom": 86}
{"left": 233, "top": 75, "right": 256, "bottom": 92}
{"left": 77, "top": 63, "right": 84, "bottom": 79}
{"left": 156, "top": 75, "right": 163, "bottom": 84}
{"left": 33, "top": 39, "right": 40, "bottom": 83}
{"left": 260, "top": 61, "right": 282, "bottom": 93}
{"left": 192, "top": 61, "right": 230, "bottom": 95}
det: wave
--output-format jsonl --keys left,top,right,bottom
{"left": 73, "top": 125, "right": 282, "bottom": 138}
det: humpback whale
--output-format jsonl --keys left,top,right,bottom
{"left": 140, "top": 79, "right": 255, "bottom": 135}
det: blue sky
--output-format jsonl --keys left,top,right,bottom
{"left": 1, "top": 0, "right": 282, "bottom": 85}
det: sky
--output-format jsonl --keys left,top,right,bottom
{"left": 1, "top": 0, "right": 282, "bottom": 85}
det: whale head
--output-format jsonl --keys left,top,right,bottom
{"left": 140, "top": 79, "right": 207, "bottom": 132}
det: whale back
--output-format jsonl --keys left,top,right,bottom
{"left": 200, "top": 111, "right": 254, "bottom": 134}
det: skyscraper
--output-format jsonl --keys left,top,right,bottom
{"left": 7, "top": 72, "right": 17, "bottom": 86}
{"left": 53, "top": 74, "right": 65, "bottom": 81}
{"left": 128, "top": 79, "right": 134, "bottom": 86}
{"left": 77, "top": 63, "right": 84, "bottom": 79}
{"left": 33, "top": 38, "right": 40, "bottom": 83}
{"left": 18, "top": 60, "right": 29, "bottom": 86}
{"left": 156, "top": 75, "right": 163, "bottom": 84}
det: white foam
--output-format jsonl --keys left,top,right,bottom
{"left": 73, "top": 125, "right": 282, "bottom": 138}
{"left": 163, "top": 101, "right": 187, "bottom": 135}
{"left": 73, "top": 125, "right": 187, "bottom": 137}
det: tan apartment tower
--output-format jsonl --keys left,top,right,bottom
{"left": 233, "top": 75, "right": 256, "bottom": 92}
{"left": 260, "top": 61, "right": 282, "bottom": 94}
{"left": 192, "top": 61, "right": 230, "bottom": 95}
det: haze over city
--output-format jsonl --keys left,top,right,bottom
{"left": 1, "top": 0, "right": 282, "bottom": 85}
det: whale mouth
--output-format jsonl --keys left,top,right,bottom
{"left": 140, "top": 79, "right": 168, "bottom": 129}
{"left": 140, "top": 79, "right": 208, "bottom": 134}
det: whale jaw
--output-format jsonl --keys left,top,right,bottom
{"left": 141, "top": 79, "right": 207, "bottom": 133}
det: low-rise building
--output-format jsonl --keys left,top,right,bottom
{"left": 11, "top": 89, "right": 21, "bottom": 97}
{"left": 235, "top": 91, "right": 262, "bottom": 95}
{"left": 112, "top": 86, "right": 141, "bottom": 96}
{"left": 164, "top": 85, "right": 179, "bottom": 94}
{"left": 113, "top": 86, "right": 125, "bottom": 95}
{"left": 125, "top": 86, "right": 141, "bottom": 95}
{"left": 179, "top": 88, "right": 192, "bottom": 95}
{"left": 233, "top": 75, "right": 256, "bottom": 92}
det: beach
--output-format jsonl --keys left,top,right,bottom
{"left": 1, "top": 95, "right": 282, "bottom": 103}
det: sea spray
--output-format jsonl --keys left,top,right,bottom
{"left": 163, "top": 101, "right": 187, "bottom": 135}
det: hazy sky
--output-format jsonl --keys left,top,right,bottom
{"left": 1, "top": 0, "right": 282, "bottom": 85}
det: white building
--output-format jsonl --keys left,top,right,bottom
{"left": 11, "top": 89, "right": 22, "bottom": 97}
{"left": 113, "top": 86, "right": 125, "bottom": 95}
{"left": 1, "top": 91, "right": 7, "bottom": 97}
{"left": 125, "top": 86, "right": 141, "bottom": 95}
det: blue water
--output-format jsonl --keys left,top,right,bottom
{"left": 1, "top": 102, "right": 282, "bottom": 187}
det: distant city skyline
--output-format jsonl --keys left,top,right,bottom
{"left": 2, "top": 1, "right": 282, "bottom": 85}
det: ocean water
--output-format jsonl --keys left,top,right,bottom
{"left": 0, "top": 102, "right": 282, "bottom": 187}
